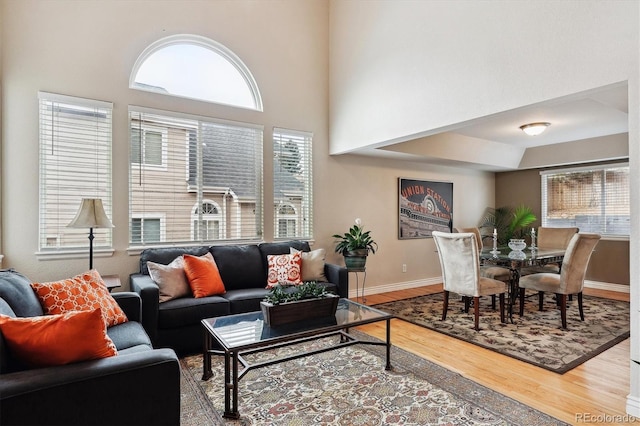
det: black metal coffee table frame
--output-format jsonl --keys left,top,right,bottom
{"left": 201, "top": 299, "right": 392, "bottom": 419}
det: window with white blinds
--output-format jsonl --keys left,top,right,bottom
{"left": 541, "top": 163, "right": 630, "bottom": 236}
{"left": 129, "top": 107, "right": 263, "bottom": 246}
{"left": 273, "top": 128, "right": 313, "bottom": 239}
{"left": 38, "top": 92, "right": 113, "bottom": 252}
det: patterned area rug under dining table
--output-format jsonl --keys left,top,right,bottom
{"left": 179, "top": 331, "right": 567, "bottom": 425}
{"left": 373, "top": 292, "right": 629, "bottom": 373}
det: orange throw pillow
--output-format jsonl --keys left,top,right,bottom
{"left": 31, "top": 270, "right": 128, "bottom": 328}
{"left": 0, "top": 309, "right": 117, "bottom": 368}
{"left": 183, "top": 253, "right": 226, "bottom": 298}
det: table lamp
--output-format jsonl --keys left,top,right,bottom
{"left": 67, "top": 198, "right": 114, "bottom": 270}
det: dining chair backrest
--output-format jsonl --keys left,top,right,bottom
{"left": 454, "top": 227, "right": 483, "bottom": 251}
{"left": 432, "top": 231, "right": 481, "bottom": 297}
{"left": 559, "top": 233, "right": 601, "bottom": 294}
{"left": 537, "top": 227, "right": 579, "bottom": 249}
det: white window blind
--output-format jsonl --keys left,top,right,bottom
{"left": 38, "top": 92, "right": 113, "bottom": 252}
{"left": 541, "top": 163, "right": 629, "bottom": 236}
{"left": 129, "top": 107, "right": 263, "bottom": 246}
{"left": 273, "top": 128, "right": 313, "bottom": 239}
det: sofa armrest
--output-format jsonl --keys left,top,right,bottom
{"left": 112, "top": 292, "right": 142, "bottom": 323}
{"left": 0, "top": 348, "right": 180, "bottom": 426}
{"left": 129, "top": 273, "right": 160, "bottom": 344}
{"left": 324, "top": 263, "right": 348, "bottom": 298}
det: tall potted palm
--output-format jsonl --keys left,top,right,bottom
{"left": 332, "top": 218, "right": 378, "bottom": 269}
{"left": 480, "top": 205, "right": 536, "bottom": 245}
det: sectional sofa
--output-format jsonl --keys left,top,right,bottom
{"left": 130, "top": 240, "right": 348, "bottom": 354}
{"left": 0, "top": 269, "right": 180, "bottom": 426}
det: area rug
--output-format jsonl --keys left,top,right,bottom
{"left": 179, "top": 331, "right": 567, "bottom": 425}
{"left": 373, "top": 292, "right": 630, "bottom": 373}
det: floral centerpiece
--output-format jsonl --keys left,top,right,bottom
{"left": 332, "top": 218, "right": 378, "bottom": 269}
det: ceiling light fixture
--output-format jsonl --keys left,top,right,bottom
{"left": 519, "top": 122, "right": 550, "bottom": 136}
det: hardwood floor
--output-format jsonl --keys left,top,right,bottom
{"left": 355, "top": 285, "right": 631, "bottom": 425}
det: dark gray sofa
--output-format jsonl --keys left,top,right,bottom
{"left": 0, "top": 269, "right": 180, "bottom": 426}
{"left": 130, "top": 240, "right": 348, "bottom": 355}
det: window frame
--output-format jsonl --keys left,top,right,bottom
{"left": 131, "top": 214, "right": 165, "bottom": 245}
{"left": 129, "top": 34, "right": 263, "bottom": 111}
{"left": 128, "top": 106, "right": 264, "bottom": 249}
{"left": 37, "top": 91, "right": 114, "bottom": 260}
{"left": 540, "top": 162, "right": 630, "bottom": 239}
{"left": 273, "top": 128, "right": 313, "bottom": 240}
{"left": 191, "top": 200, "right": 222, "bottom": 241}
{"left": 130, "top": 123, "right": 168, "bottom": 170}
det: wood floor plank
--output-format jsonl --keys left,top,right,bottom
{"left": 355, "top": 285, "right": 630, "bottom": 424}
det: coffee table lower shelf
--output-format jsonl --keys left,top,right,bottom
{"left": 201, "top": 300, "right": 392, "bottom": 419}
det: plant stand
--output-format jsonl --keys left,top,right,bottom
{"left": 348, "top": 267, "right": 367, "bottom": 303}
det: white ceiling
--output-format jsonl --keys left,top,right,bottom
{"left": 358, "top": 82, "right": 629, "bottom": 172}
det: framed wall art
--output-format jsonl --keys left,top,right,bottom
{"left": 398, "top": 178, "right": 453, "bottom": 239}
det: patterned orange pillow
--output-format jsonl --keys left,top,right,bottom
{"left": 31, "top": 270, "right": 128, "bottom": 328}
{"left": 183, "top": 253, "right": 226, "bottom": 298}
{"left": 0, "top": 309, "right": 117, "bottom": 368}
{"left": 266, "top": 252, "right": 302, "bottom": 288}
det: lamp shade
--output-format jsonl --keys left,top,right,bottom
{"left": 519, "top": 122, "right": 550, "bottom": 136}
{"left": 68, "top": 198, "right": 114, "bottom": 229}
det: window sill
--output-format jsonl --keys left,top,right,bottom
{"left": 35, "top": 248, "right": 115, "bottom": 261}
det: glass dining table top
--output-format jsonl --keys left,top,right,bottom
{"left": 479, "top": 247, "right": 565, "bottom": 264}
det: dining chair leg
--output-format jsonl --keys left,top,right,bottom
{"left": 491, "top": 294, "right": 496, "bottom": 310}
{"left": 499, "top": 293, "right": 505, "bottom": 323}
{"left": 473, "top": 296, "right": 480, "bottom": 331}
{"left": 442, "top": 290, "right": 449, "bottom": 321}
{"left": 519, "top": 288, "right": 525, "bottom": 316}
{"left": 558, "top": 293, "right": 567, "bottom": 329}
{"left": 538, "top": 291, "right": 544, "bottom": 311}
{"left": 577, "top": 292, "right": 584, "bottom": 321}
{"left": 464, "top": 297, "right": 470, "bottom": 313}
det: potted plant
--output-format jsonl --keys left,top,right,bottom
{"left": 332, "top": 218, "right": 378, "bottom": 270}
{"left": 260, "top": 282, "right": 339, "bottom": 326}
{"left": 480, "top": 205, "right": 536, "bottom": 245}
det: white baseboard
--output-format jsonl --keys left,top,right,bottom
{"left": 350, "top": 277, "right": 629, "bottom": 299}
{"left": 584, "top": 280, "right": 630, "bottom": 293}
{"left": 348, "top": 277, "right": 441, "bottom": 299}
{"left": 626, "top": 393, "right": 640, "bottom": 418}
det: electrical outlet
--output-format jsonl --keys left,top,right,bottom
{"left": 402, "top": 264, "right": 407, "bottom": 273}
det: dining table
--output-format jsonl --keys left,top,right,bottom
{"left": 479, "top": 246, "right": 566, "bottom": 322}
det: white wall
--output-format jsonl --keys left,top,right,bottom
{"left": 0, "top": 0, "right": 494, "bottom": 297}
{"left": 329, "top": 0, "right": 637, "bottom": 153}
{"left": 329, "top": 0, "right": 640, "bottom": 415}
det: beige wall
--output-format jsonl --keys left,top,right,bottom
{"left": 495, "top": 166, "right": 630, "bottom": 286}
{"left": 0, "top": 0, "right": 494, "bottom": 296}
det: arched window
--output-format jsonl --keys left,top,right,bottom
{"left": 130, "top": 34, "right": 263, "bottom": 111}
{"left": 191, "top": 200, "right": 222, "bottom": 241}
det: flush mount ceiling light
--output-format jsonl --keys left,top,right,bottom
{"left": 519, "top": 122, "right": 550, "bottom": 136}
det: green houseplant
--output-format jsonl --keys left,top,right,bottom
{"left": 480, "top": 205, "right": 537, "bottom": 245}
{"left": 332, "top": 218, "right": 378, "bottom": 269}
{"left": 260, "top": 282, "right": 339, "bottom": 326}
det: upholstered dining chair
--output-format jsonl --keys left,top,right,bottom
{"left": 518, "top": 232, "right": 600, "bottom": 329}
{"left": 521, "top": 226, "right": 579, "bottom": 275}
{"left": 454, "top": 227, "right": 511, "bottom": 284}
{"left": 432, "top": 231, "right": 507, "bottom": 331}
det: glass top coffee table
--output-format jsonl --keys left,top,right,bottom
{"left": 201, "top": 298, "right": 393, "bottom": 419}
